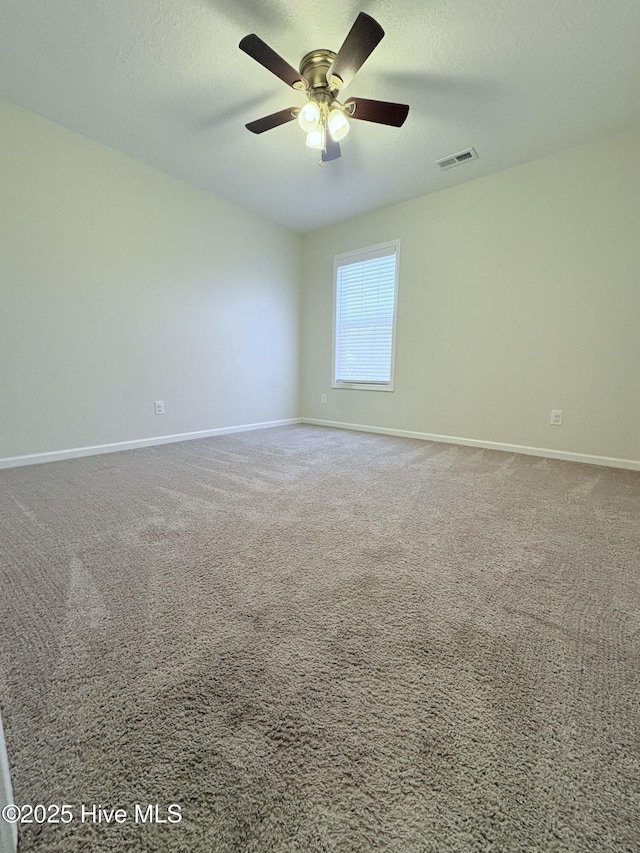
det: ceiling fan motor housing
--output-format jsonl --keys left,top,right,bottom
{"left": 299, "top": 50, "right": 339, "bottom": 95}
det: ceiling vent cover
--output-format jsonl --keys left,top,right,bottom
{"left": 436, "top": 147, "right": 478, "bottom": 170}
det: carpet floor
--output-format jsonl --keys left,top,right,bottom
{"left": 0, "top": 425, "right": 639, "bottom": 852}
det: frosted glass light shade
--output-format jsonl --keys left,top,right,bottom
{"left": 306, "top": 125, "right": 325, "bottom": 150}
{"left": 328, "top": 108, "right": 350, "bottom": 141}
{"left": 298, "top": 101, "right": 321, "bottom": 132}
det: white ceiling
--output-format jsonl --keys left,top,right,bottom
{"left": 1, "top": 0, "right": 639, "bottom": 232}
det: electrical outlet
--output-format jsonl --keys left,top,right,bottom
{"left": 321, "top": 394, "right": 327, "bottom": 404}
{"left": 550, "top": 409, "right": 563, "bottom": 426}
{"left": 154, "top": 400, "right": 165, "bottom": 415}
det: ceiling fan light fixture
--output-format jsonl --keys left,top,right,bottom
{"left": 297, "top": 100, "right": 321, "bottom": 132}
{"left": 328, "top": 108, "right": 350, "bottom": 141}
{"left": 306, "top": 124, "right": 325, "bottom": 151}
{"left": 240, "top": 13, "right": 409, "bottom": 163}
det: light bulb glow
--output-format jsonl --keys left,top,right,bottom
{"left": 298, "top": 101, "right": 321, "bottom": 132}
{"left": 306, "top": 125, "right": 325, "bottom": 151}
{"left": 328, "top": 108, "right": 350, "bottom": 141}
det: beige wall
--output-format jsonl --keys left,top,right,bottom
{"left": 1, "top": 98, "right": 638, "bottom": 466}
{"left": 301, "top": 127, "right": 640, "bottom": 464}
{"left": 0, "top": 99, "right": 301, "bottom": 460}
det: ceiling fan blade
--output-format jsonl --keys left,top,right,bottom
{"left": 345, "top": 97, "right": 409, "bottom": 127}
{"left": 239, "top": 34, "right": 308, "bottom": 90}
{"left": 322, "top": 137, "right": 341, "bottom": 162}
{"left": 327, "top": 12, "right": 385, "bottom": 89}
{"left": 245, "top": 108, "right": 298, "bottom": 134}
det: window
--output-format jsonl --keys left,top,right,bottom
{"left": 332, "top": 241, "right": 399, "bottom": 391}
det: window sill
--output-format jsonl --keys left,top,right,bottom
{"left": 331, "top": 382, "right": 394, "bottom": 392}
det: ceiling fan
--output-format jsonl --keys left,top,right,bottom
{"left": 239, "top": 12, "right": 409, "bottom": 163}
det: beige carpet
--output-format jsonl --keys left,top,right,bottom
{"left": 0, "top": 425, "right": 639, "bottom": 852}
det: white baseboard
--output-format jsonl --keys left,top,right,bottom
{"left": 302, "top": 418, "right": 640, "bottom": 472}
{"left": 0, "top": 418, "right": 302, "bottom": 470}
{"left": 3, "top": 417, "right": 638, "bottom": 472}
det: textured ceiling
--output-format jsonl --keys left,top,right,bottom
{"left": 1, "top": 0, "right": 639, "bottom": 232}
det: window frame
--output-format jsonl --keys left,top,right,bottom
{"left": 331, "top": 239, "right": 400, "bottom": 392}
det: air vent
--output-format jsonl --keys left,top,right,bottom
{"left": 436, "top": 147, "right": 478, "bottom": 170}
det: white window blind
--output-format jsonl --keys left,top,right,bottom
{"left": 334, "top": 243, "right": 398, "bottom": 388}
